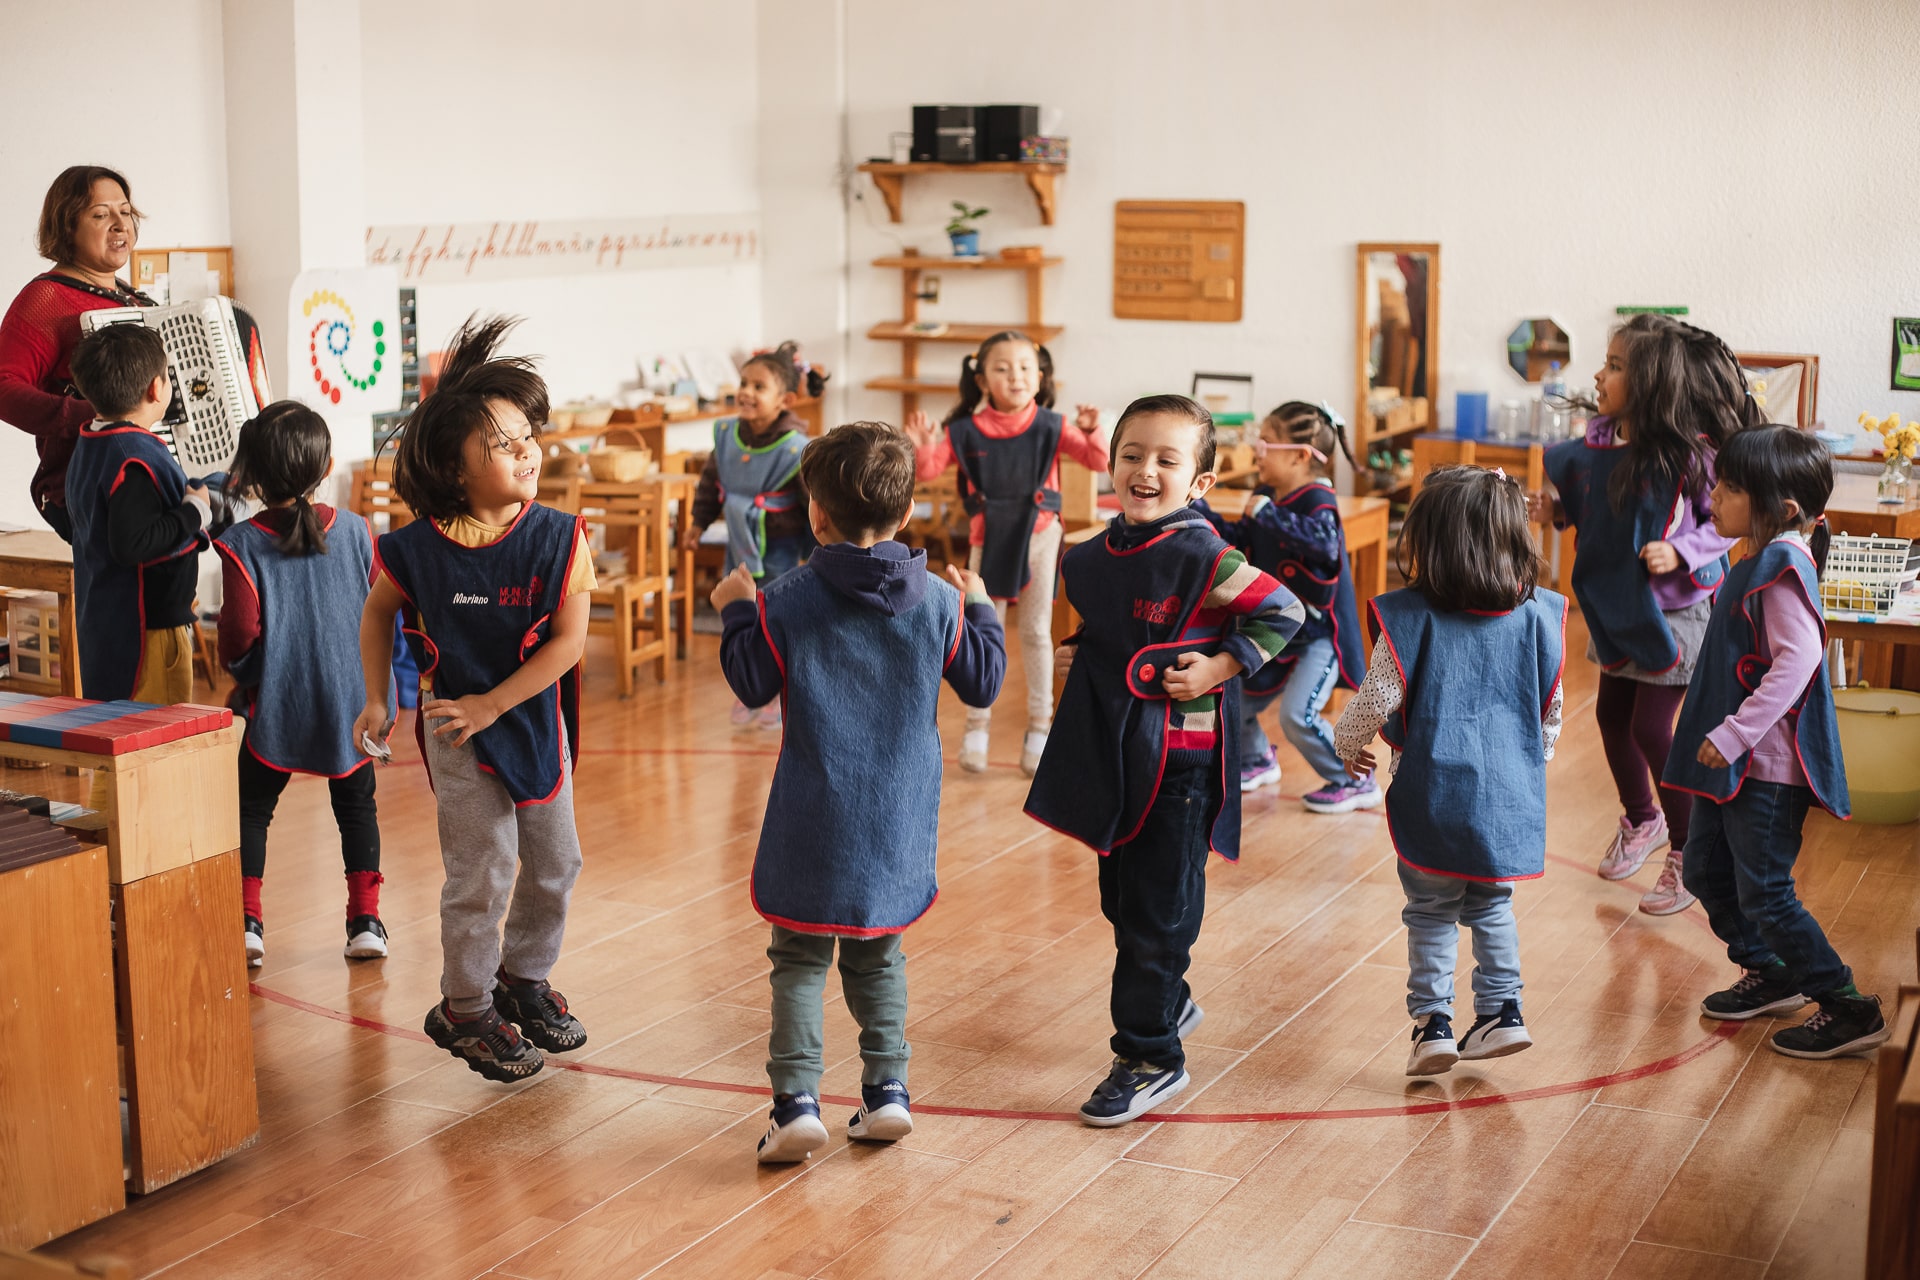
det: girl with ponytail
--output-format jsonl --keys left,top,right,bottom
{"left": 903, "top": 330, "right": 1104, "bottom": 775}
{"left": 216, "top": 400, "right": 385, "bottom": 969}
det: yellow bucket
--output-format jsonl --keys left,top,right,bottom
{"left": 1833, "top": 687, "right": 1920, "bottom": 824}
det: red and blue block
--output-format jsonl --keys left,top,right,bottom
{"left": 0, "top": 691, "right": 230, "bottom": 756}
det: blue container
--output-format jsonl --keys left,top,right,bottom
{"left": 949, "top": 231, "right": 981, "bottom": 257}
{"left": 1455, "top": 391, "right": 1489, "bottom": 440}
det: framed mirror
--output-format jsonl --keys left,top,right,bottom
{"left": 1353, "top": 242, "right": 1439, "bottom": 497}
{"left": 1506, "top": 318, "right": 1571, "bottom": 382}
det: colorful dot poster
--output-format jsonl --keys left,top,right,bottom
{"left": 286, "top": 267, "right": 403, "bottom": 416}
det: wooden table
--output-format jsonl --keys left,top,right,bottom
{"left": 1409, "top": 433, "right": 1575, "bottom": 588}
{"left": 1827, "top": 471, "right": 1920, "bottom": 540}
{"left": 0, "top": 530, "right": 80, "bottom": 697}
{"left": 1823, "top": 473, "right": 1920, "bottom": 688}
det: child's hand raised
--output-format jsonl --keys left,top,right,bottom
{"left": 1345, "top": 747, "right": 1377, "bottom": 778}
{"left": 710, "top": 563, "right": 758, "bottom": 611}
{"left": 1073, "top": 404, "right": 1101, "bottom": 433}
{"left": 944, "top": 564, "right": 985, "bottom": 598}
{"left": 903, "top": 410, "right": 936, "bottom": 450}
{"left": 424, "top": 694, "right": 498, "bottom": 748}
{"left": 1161, "top": 650, "right": 1242, "bottom": 700}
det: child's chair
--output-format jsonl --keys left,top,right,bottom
{"left": 347, "top": 456, "right": 414, "bottom": 534}
{"left": 556, "top": 483, "right": 671, "bottom": 696}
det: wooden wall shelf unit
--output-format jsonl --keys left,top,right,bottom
{"left": 858, "top": 162, "right": 1066, "bottom": 226}
{"left": 864, "top": 249, "right": 1063, "bottom": 419}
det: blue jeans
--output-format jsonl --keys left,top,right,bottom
{"left": 1398, "top": 861, "right": 1522, "bottom": 1018}
{"left": 1681, "top": 786, "right": 1849, "bottom": 996}
{"left": 1240, "top": 635, "right": 1345, "bottom": 785}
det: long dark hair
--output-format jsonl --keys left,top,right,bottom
{"left": 1264, "top": 400, "right": 1358, "bottom": 477}
{"left": 944, "top": 329, "right": 1056, "bottom": 426}
{"left": 1398, "top": 465, "right": 1544, "bottom": 612}
{"left": 1714, "top": 425, "right": 1834, "bottom": 572}
{"left": 743, "top": 340, "right": 827, "bottom": 398}
{"left": 1602, "top": 314, "right": 1761, "bottom": 511}
{"left": 230, "top": 401, "right": 335, "bottom": 555}
{"left": 392, "top": 315, "right": 548, "bottom": 521}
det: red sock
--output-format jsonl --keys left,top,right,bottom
{"left": 346, "top": 870, "right": 384, "bottom": 919}
{"left": 242, "top": 875, "right": 264, "bottom": 923}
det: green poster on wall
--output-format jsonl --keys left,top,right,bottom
{"left": 1894, "top": 317, "right": 1920, "bottom": 391}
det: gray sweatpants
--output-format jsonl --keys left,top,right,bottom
{"left": 423, "top": 726, "right": 583, "bottom": 1015}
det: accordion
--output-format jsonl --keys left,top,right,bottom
{"left": 81, "top": 297, "right": 271, "bottom": 476}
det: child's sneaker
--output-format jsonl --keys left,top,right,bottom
{"left": 344, "top": 915, "right": 389, "bottom": 960}
{"left": 758, "top": 1092, "right": 830, "bottom": 1162}
{"left": 1176, "top": 996, "right": 1203, "bottom": 1039}
{"left": 1302, "top": 775, "right": 1382, "bottom": 814}
{"left": 848, "top": 1079, "right": 913, "bottom": 1141}
{"left": 423, "top": 1000, "right": 544, "bottom": 1082}
{"left": 1701, "top": 964, "right": 1808, "bottom": 1021}
{"left": 1239, "top": 749, "right": 1281, "bottom": 793}
{"left": 244, "top": 916, "right": 264, "bottom": 969}
{"left": 1598, "top": 814, "right": 1667, "bottom": 880}
{"left": 757, "top": 704, "right": 782, "bottom": 731}
{"left": 1457, "top": 1000, "right": 1531, "bottom": 1060}
{"left": 1770, "top": 992, "right": 1892, "bottom": 1060}
{"left": 492, "top": 970, "right": 588, "bottom": 1052}
{"left": 730, "top": 699, "right": 756, "bottom": 727}
{"left": 1021, "top": 730, "right": 1047, "bottom": 777}
{"left": 959, "top": 728, "right": 990, "bottom": 773}
{"left": 1078, "top": 1057, "right": 1189, "bottom": 1127}
{"left": 1406, "top": 1012, "right": 1458, "bottom": 1076}
{"left": 1639, "top": 855, "right": 1696, "bottom": 916}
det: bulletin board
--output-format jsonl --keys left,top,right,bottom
{"left": 131, "top": 246, "right": 234, "bottom": 298}
{"left": 1112, "top": 201, "right": 1244, "bottom": 323}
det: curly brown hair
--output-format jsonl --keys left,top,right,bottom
{"left": 37, "top": 165, "right": 143, "bottom": 265}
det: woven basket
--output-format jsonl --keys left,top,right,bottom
{"left": 586, "top": 447, "right": 652, "bottom": 482}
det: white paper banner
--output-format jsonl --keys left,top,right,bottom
{"left": 288, "top": 267, "right": 403, "bottom": 414}
{"left": 364, "top": 214, "right": 759, "bottom": 284}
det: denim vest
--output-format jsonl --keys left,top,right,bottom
{"left": 713, "top": 418, "right": 808, "bottom": 577}
{"left": 1244, "top": 481, "right": 1366, "bottom": 693}
{"left": 949, "top": 408, "right": 1063, "bottom": 599}
{"left": 377, "top": 502, "right": 582, "bottom": 805}
{"left": 66, "top": 423, "right": 204, "bottom": 701}
{"left": 217, "top": 512, "right": 373, "bottom": 776}
{"left": 752, "top": 557, "right": 962, "bottom": 934}
{"left": 1663, "top": 540, "right": 1849, "bottom": 816}
{"left": 1371, "top": 587, "right": 1568, "bottom": 881}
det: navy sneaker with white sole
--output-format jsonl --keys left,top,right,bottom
{"left": 848, "top": 1079, "right": 913, "bottom": 1142}
{"left": 1079, "top": 1057, "right": 1190, "bottom": 1127}
{"left": 758, "top": 1092, "right": 830, "bottom": 1163}
{"left": 1176, "top": 997, "right": 1203, "bottom": 1040}
{"left": 1406, "top": 1012, "right": 1459, "bottom": 1076}
{"left": 1457, "top": 1000, "right": 1532, "bottom": 1060}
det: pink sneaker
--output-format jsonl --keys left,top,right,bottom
{"left": 1598, "top": 814, "right": 1667, "bottom": 881}
{"left": 1639, "top": 855, "right": 1697, "bottom": 916}
{"left": 730, "top": 700, "right": 756, "bottom": 727}
{"left": 757, "top": 704, "right": 782, "bottom": 731}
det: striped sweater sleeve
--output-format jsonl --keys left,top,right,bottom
{"left": 1203, "top": 548, "right": 1304, "bottom": 679}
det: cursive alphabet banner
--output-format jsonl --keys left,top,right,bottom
{"left": 365, "top": 213, "right": 759, "bottom": 284}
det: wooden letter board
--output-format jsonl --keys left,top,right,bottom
{"left": 1112, "top": 201, "right": 1244, "bottom": 322}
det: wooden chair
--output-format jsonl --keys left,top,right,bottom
{"left": 0, "top": 1248, "right": 130, "bottom": 1279}
{"left": 346, "top": 456, "right": 414, "bottom": 534}
{"left": 906, "top": 473, "right": 969, "bottom": 572}
{"left": 575, "top": 484, "right": 671, "bottom": 696}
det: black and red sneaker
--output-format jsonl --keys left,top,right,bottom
{"left": 423, "top": 1000, "right": 544, "bottom": 1082}
{"left": 493, "top": 969, "right": 588, "bottom": 1053}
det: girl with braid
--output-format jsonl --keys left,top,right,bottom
{"left": 1532, "top": 316, "right": 1761, "bottom": 915}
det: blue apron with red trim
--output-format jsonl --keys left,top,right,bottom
{"left": 713, "top": 418, "right": 807, "bottom": 577}
{"left": 1662, "top": 540, "right": 1848, "bottom": 815}
{"left": 752, "top": 553, "right": 962, "bottom": 934}
{"left": 1243, "top": 482, "right": 1365, "bottom": 694}
{"left": 377, "top": 503, "right": 582, "bottom": 805}
{"left": 65, "top": 423, "right": 205, "bottom": 701}
{"left": 950, "top": 409, "right": 1063, "bottom": 599}
{"left": 217, "top": 512, "right": 373, "bottom": 776}
{"left": 1025, "top": 512, "right": 1247, "bottom": 859}
{"left": 1545, "top": 437, "right": 1726, "bottom": 672}
{"left": 1371, "top": 587, "right": 1567, "bottom": 881}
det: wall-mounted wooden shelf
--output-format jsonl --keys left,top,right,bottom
{"left": 858, "top": 162, "right": 1066, "bottom": 226}
{"left": 865, "top": 248, "right": 1063, "bottom": 418}
{"left": 871, "top": 255, "right": 1062, "bottom": 271}
{"left": 868, "top": 322, "right": 1063, "bottom": 345}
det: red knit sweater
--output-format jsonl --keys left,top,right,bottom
{"left": 0, "top": 274, "right": 149, "bottom": 512}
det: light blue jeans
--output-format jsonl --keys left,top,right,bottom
{"left": 1398, "top": 861, "right": 1522, "bottom": 1019}
{"left": 1240, "top": 635, "right": 1346, "bottom": 786}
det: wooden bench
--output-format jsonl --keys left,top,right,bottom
{"left": 1867, "top": 930, "right": 1920, "bottom": 1276}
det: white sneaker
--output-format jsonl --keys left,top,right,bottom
{"left": 1457, "top": 1000, "right": 1531, "bottom": 1060}
{"left": 1406, "top": 1012, "right": 1459, "bottom": 1076}
{"left": 244, "top": 918, "right": 264, "bottom": 969}
{"left": 757, "top": 1093, "right": 830, "bottom": 1163}
{"left": 959, "top": 729, "right": 990, "bottom": 773}
{"left": 1020, "top": 730, "right": 1047, "bottom": 776}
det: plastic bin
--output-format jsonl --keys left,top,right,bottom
{"left": 1833, "top": 687, "right": 1920, "bottom": 824}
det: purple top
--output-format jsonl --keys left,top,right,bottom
{"left": 1704, "top": 534, "right": 1819, "bottom": 787}
{"left": 1577, "top": 417, "right": 1737, "bottom": 610}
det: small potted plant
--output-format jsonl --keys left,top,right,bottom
{"left": 946, "top": 201, "right": 988, "bottom": 257}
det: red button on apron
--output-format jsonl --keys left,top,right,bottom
{"left": 1138, "top": 663, "right": 1155, "bottom": 681}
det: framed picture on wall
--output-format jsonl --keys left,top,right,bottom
{"left": 1894, "top": 317, "right": 1920, "bottom": 392}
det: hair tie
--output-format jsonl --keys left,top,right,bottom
{"left": 1317, "top": 399, "right": 1348, "bottom": 431}
{"left": 1492, "top": 466, "right": 1509, "bottom": 482}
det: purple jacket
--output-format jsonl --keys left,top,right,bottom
{"left": 1572, "top": 417, "right": 1736, "bottom": 611}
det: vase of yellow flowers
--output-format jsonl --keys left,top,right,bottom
{"left": 1860, "top": 412, "right": 1920, "bottom": 504}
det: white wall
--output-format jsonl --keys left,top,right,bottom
{"left": 0, "top": 0, "right": 231, "bottom": 528}
{"left": 835, "top": 0, "right": 1920, "bottom": 449}
{"left": 359, "top": 0, "right": 764, "bottom": 407}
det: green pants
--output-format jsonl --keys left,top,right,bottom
{"left": 766, "top": 926, "right": 909, "bottom": 1097}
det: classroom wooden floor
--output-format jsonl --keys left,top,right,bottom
{"left": 29, "top": 608, "right": 1915, "bottom": 1280}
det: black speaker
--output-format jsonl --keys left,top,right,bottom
{"left": 979, "top": 104, "right": 1039, "bottom": 162}
{"left": 912, "top": 105, "right": 978, "bottom": 163}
